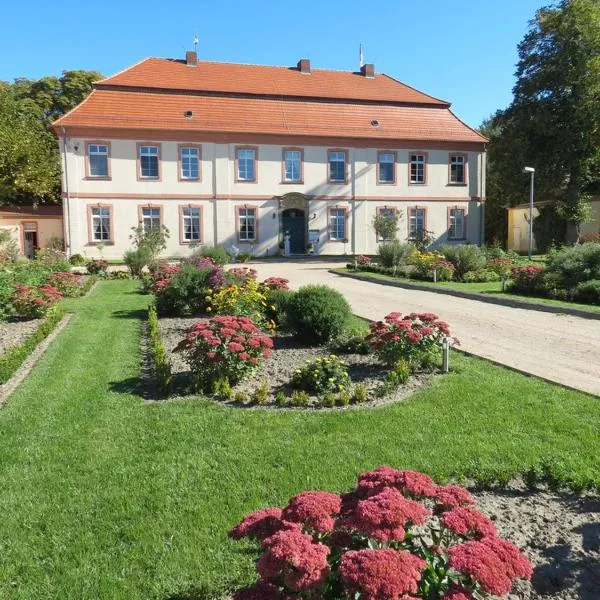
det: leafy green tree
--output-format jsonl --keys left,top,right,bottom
{"left": 372, "top": 210, "right": 401, "bottom": 240}
{"left": 490, "top": 0, "right": 600, "bottom": 243}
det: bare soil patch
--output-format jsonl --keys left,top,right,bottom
{"left": 0, "top": 318, "right": 41, "bottom": 355}
{"left": 157, "top": 315, "right": 434, "bottom": 407}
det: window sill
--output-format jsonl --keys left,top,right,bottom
{"left": 281, "top": 180, "right": 304, "bottom": 185}
{"left": 84, "top": 176, "right": 112, "bottom": 181}
{"left": 138, "top": 177, "right": 161, "bottom": 182}
{"left": 179, "top": 178, "right": 201, "bottom": 183}
{"left": 86, "top": 241, "right": 114, "bottom": 246}
{"left": 376, "top": 181, "right": 396, "bottom": 186}
{"left": 408, "top": 182, "right": 427, "bottom": 186}
{"left": 180, "top": 240, "right": 203, "bottom": 245}
{"left": 448, "top": 238, "right": 467, "bottom": 242}
{"left": 237, "top": 239, "right": 258, "bottom": 243}
{"left": 328, "top": 180, "right": 347, "bottom": 185}
{"left": 447, "top": 183, "right": 468, "bottom": 187}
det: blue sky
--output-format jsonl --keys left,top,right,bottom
{"left": 1, "top": 0, "right": 544, "bottom": 127}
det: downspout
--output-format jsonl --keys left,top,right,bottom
{"left": 61, "top": 127, "right": 72, "bottom": 256}
{"left": 480, "top": 146, "right": 486, "bottom": 246}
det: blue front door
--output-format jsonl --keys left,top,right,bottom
{"left": 282, "top": 209, "right": 306, "bottom": 254}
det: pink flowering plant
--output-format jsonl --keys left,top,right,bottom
{"left": 230, "top": 466, "right": 532, "bottom": 600}
{"left": 175, "top": 315, "right": 273, "bottom": 389}
{"left": 366, "top": 312, "right": 456, "bottom": 370}
{"left": 509, "top": 265, "right": 545, "bottom": 294}
{"left": 260, "top": 277, "right": 290, "bottom": 291}
{"left": 45, "top": 272, "right": 84, "bottom": 297}
{"left": 11, "top": 283, "right": 62, "bottom": 318}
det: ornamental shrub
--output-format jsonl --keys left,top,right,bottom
{"left": 86, "top": 259, "right": 109, "bottom": 276}
{"left": 11, "top": 284, "right": 62, "bottom": 319}
{"left": 264, "top": 289, "right": 295, "bottom": 329}
{"left": 175, "top": 315, "right": 273, "bottom": 389}
{"left": 508, "top": 265, "right": 545, "bottom": 295}
{"left": 147, "top": 304, "right": 172, "bottom": 397}
{"left": 355, "top": 255, "right": 372, "bottom": 266}
{"left": 367, "top": 311, "right": 455, "bottom": 369}
{"left": 439, "top": 244, "right": 486, "bottom": 280}
{"left": 155, "top": 262, "right": 216, "bottom": 316}
{"left": 35, "top": 248, "right": 72, "bottom": 273}
{"left": 69, "top": 253, "right": 86, "bottom": 266}
{"left": 229, "top": 465, "right": 532, "bottom": 599}
{"left": 45, "top": 272, "right": 84, "bottom": 297}
{"left": 462, "top": 269, "right": 501, "bottom": 283}
{"left": 377, "top": 240, "right": 414, "bottom": 268}
{"left": 206, "top": 279, "right": 270, "bottom": 329}
{"left": 292, "top": 355, "right": 351, "bottom": 394}
{"left": 261, "top": 277, "right": 290, "bottom": 291}
{"left": 544, "top": 242, "right": 600, "bottom": 289}
{"left": 287, "top": 285, "right": 351, "bottom": 344}
{"left": 123, "top": 246, "right": 154, "bottom": 278}
{"left": 409, "top": 251, "right": 455, "bottom": 280}
{"left": 194, "top": 246, "right": 230, "bottom": 266}
{"left": 226, "top": 267, "right": 258, "bottom": 284}
{"left": 572, "top": 279, "right": 600, "bottom": 305}
{"left": 486, "top": 257, "right": 513, "bottom": 278}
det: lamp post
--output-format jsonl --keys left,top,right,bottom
{"left": 523, "top": 167, "right": 535, "bottom": 260}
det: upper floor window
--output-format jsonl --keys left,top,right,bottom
{"left": 236, "top": 147, "right": 257, "bottom": 182}
{"left": 87, "top": 143, "right": 109, "bottom": 178}
{"left": 448, "top": 208, "right": 466, "bottom": 239}
{"left": 328, "top": 150, "right": 347, "bottom": 183}
{"left": 283, "top": 149, "right": 302, "bottom": 182}
{"left": 409, "top": 153, "right": 426, "bottom": 184}
{"left": 180, "top": 146, "right": 200, "bottom": 180}
{"left": 139, "top": 145, "right": 160, "bottom": 179}
{"left": 91, "top": 206, "right": 111, "bottom": 241}
{"left": 329, "top": 207, "right": 347, "bottom": 241}
{"left": 409, "top": 207, "right": 426, "bottom": 238}
{"left": 377, "top": 152, "right": 395, "bottom": 184}
{"left": 181, "top": 206, "right": 202, "bottom": 243}
{"left": 449, "top": 154, "right": 467, "bottom": 184}
{"left": 238, "top": 207, "right": 257, "bottom": 241}
{"left": 141, "top": 206, "right": 161, "bottom": 232}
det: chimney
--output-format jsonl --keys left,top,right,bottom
{"left": 360, "top": 63, "right": 375, "bottom": 78}
{"left": 297, "top": 58, "right": 311, "bottom": 74}
{"left": 186, "top": 51, "right": 198, "bottom": 67}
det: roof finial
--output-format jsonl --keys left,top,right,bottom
{"left": 193, "top": 32, "right": 199, "bottom": 55}
{"left": 359, "top": 43, "right": 364, "bottom": 69}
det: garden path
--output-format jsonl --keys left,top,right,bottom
{"left": 249, "top": 259, "right": 600, "bottom": 396}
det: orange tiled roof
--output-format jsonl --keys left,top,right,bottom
{"left": 95, "top": 58, "right": 450, "bottom": 106}
{"left": 55, "top": 58, "right": 486, "bottom": 145}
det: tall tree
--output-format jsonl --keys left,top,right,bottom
{"left": 504, "top": 0, "right": 600, "bottom": 242}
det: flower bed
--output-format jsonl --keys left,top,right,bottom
{"left": 229, "top": 466, "right": 533, "bottom": 599}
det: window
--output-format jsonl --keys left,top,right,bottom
{"left": 377, "top": 152, "right": 395, "bottom": 184}
{"left": 328, "top": 150, "right": 346, "bottom": 183}
{"left": 238, "top": 207, "right": 257, "bottom": 241}
{"left": 329, "top": 208, "right": 346, "bottom": 241}
{"left": 409, "top": 207, "right": 426, "bottom": 238}
{"left": 283, "top": 149, "right": 302, "bottom": 182}
{"left": 409, "top": 153, "right": 426, "bottom": 184}
{"left": 91, "top": 206, "right": 111, "bottom": 242}
{"left": 449, "top": 154, "right": 466, "bottom": 184}
{"left": 141, "top": 207, "right": 161, "bottom": 232}
{"left": 139, "top": 145, "right": 160, "bottom": 179}
{"left": 180, "top": 146, "right": 200, "bottom": 180}
{"left": 376, "top": 207, "right": 396, "bottom": 241}
{"left": 181, "top": 207, "right": 202, "bottom": 243}
{"left": 87, "top": 143, "right": 109, "bottom": 178}
{"left": 236, "top": 148, "right": 257, "bottom": 182}
{"left": 448, "top": 208, "right": 466, "bottom": 239}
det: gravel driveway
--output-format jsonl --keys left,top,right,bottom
{"left": 246, "top": 259, "right": 600, "bottom": 396}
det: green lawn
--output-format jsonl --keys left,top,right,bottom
{"left": 334, "top": 267, "right": 600, "bottom": 315}
{"left": 0, "top": 281, "right": 598, "bottom": 600}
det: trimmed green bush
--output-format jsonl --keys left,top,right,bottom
{"left": 124, "top": 246, "right": 154, "bottom": 278}
{"left": 377, "top": 240, "right": 414, "bottom": 268}
{"left": 195, "top": 246, "right": 230, "bottom": 266}
{"left": 287, "top": 285, "right": 351, "bottom": 344}
{"left": 69, "top": 253, "right": 87, "bottom": 266}
{"left": 439, "top": 244, "right": 486, "bottom": 280}
{"left": 572, "top": 279, "right": 600, "bottom": 305}
{"left": 265, "top": 288, "right": 295, "bottom": 329}
{"left": 155, "top": 263, "right": 213, "bottom": 316}
{"left": 545, "top": 242, "right": 600, "bottom": 289}
{"left": 147, "top": 305, "right": 172, "bottom": 397}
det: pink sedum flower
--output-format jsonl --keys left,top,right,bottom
{"left": 441, "top": 506, "right": 497, "bottom": 539}
{"left": 282, "top": 491, "right": 341, "bottom": 533}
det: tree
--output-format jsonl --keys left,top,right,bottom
{"left": 0, "top": 87, "right": 60, "bottom": 205}
{"left": 499, "top": 0, "right": 600, "bottom": 242}
{"left": 372, "top": 210, "right": 401, "bottom": 241}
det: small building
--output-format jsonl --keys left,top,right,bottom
{"left": 53, "top": 52, "right": 487, "bottom": 259}
{"left": 0, "top": 205, "right": 64, "bottom": 258}
{"left": 507, "top": 197, "right": 600, "bottom": 252}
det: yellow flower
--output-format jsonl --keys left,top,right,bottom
{"left": 206, "top": 307, "right": 212, "bottom": 312}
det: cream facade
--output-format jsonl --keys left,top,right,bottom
{"left": 61, "top": 138, "right": 486, "bottom": 259}
{"left": 0, "top": 206, "right": 63, "bottom": 258}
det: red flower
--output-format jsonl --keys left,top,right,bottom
{"left": 229, "top": 507, "right": 290, "bottom": 541}
{"left": 258, "top": 528, "right": 330, "bottom": 592}
{"left": 448, "top": 537, "right": 532, "bottom": 596}
{"left": 433, "top": 485, "right": 475, "bottom": 510}
{"left": 346, "top": 487, "right": 429, "bottom": 541}
{"left": 356, "top": 466, "right": 437, "bottom": 498}
{"left": 282, "top": 491, "right": 341, "bottom": 533}
{"left": 228, "top": 342, "right": 245, "bottom": 353}
{"left": 441, "top": 506, "right": 497, "bottom": 539}
{"left": 340, "top": 548, "right": 425, "bottom": 600}
{"left": 442, "top": 587, "right": 474, "bottom": 600}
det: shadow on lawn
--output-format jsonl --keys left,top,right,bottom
{"left": 111, "top": 308, "right": 147, "bottom": 320}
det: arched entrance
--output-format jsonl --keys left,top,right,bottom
{"left": 282, "top": 208, "right": 306, "bottom": 254}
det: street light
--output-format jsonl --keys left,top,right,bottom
{"left": 523, "top": 167, "right": 535, "bottom": 260}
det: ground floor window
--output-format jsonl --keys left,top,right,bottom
{"left": 238, "top": 207, "right": 257, "bottom": 241}
{"left": 91, "top": 206, "right": 111, "bottom": 241}
{"left": 448, "top": 208, "right": 466, "bottom": 239}
{"left": 141, "top": 207, "right": 161, "bottom": 232}
{"left": 329, "top": 207, "right": 347, "bottom": 241}
{"left": 181, "top": 206, "right": 202, "bottom": 243}
{"left": 408, "top": 207, "right": 426, "bottom": 239}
